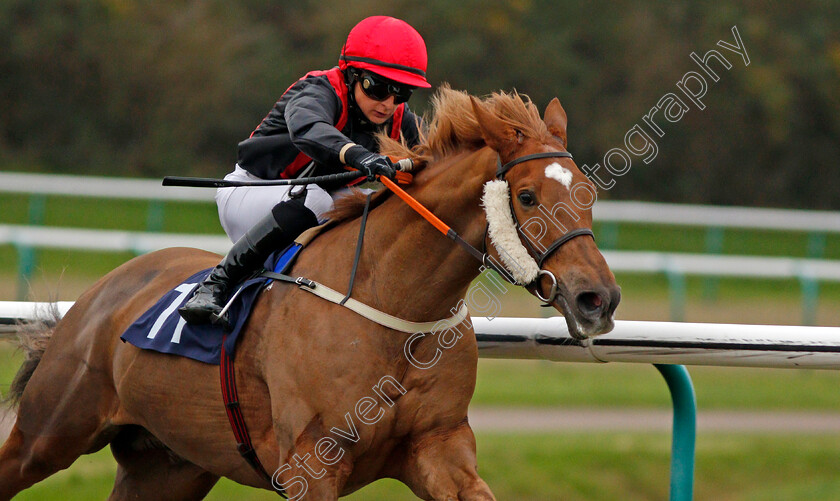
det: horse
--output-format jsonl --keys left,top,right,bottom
{"left": 0, "top": 86, "right": 620, "bottom": 500}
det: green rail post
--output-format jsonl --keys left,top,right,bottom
{"left": 801, "top": 232, "right": 825, "bottom": 325}
{"left": 598, "top": 221, "right": 619, "bottom": 249}
{"left": 806, "top": 231, "right": 826, "bottom": 259}
{"left": 665, "top": 269, "right": 686, "bottom": 322}
{"left": 655, "top": 364, "right": 696, "bottom": 501}
{"left": 799, "top": 275, "right": 819, "bottom": 326}
{"left": 702, "top": 226, "right": 724, "bottom": 300}
{"left": 15, "top": 245, "right": 36, "bottom": 301}
{"left": 17, "top": 194, "right": 47, "bottom": 300}
{"left": 146, "top": 200, "right": 165, "bottom": 232}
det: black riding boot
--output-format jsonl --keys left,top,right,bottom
{"left": 178, "top": 199, "right": 319, "bottom": 325}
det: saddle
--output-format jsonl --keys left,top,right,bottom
{"left": 118, "top": 222, "right": 330, "bottom": 364}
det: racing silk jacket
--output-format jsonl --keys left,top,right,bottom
{"left": 236, "top": 67, "right": 421, "bottom": 191}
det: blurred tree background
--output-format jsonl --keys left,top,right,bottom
{"left": 1, "top": 0, "right": 838, "bottom": 209}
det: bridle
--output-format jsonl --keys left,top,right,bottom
{"left": 487, "top": 150, "right": 595, "bottom": 304}
{"left": 373, "top": 148, "right": 594, "bottom": 307}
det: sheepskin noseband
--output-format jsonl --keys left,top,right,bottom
{"left": 481, "top": 180, "right": 540, "bottom": 284}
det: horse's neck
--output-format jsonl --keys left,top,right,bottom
{"left": 339, "top": 148, "right": 494, "bottom": 322}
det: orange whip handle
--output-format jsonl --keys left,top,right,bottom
{"left": 343, "top": 160, "right": 452, "bottom": 238}
{"left": 379, "top": 176, "right": 452, "bottom": 236}
{"left": 346, "top": 162, "right": 508, "bottom": 280}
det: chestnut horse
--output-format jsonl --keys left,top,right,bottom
{"left": 0, "top": 87, "right": 619, "bottom": 500}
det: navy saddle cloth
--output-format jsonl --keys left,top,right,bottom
{"left": 120, "top": 245, "right": 301, "bottom": 364}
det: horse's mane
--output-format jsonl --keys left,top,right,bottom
{"left": 326, "top": 84, "right": 551, "bottom": 223}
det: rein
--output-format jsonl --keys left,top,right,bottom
{"left": 380, "top": 149, "right": 594, "bottom": 305}
{"left": 379, "top": 177, "right": 490, "bottom": 264}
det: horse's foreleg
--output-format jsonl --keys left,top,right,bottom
{"left": 270, "top": 446, "right": 350, "bottom": 501}
{"left": 269, "top": 415, "right": 355, "bottom": 501}
{"left": 398, "top": 422, "right": 495, "bottom": 501}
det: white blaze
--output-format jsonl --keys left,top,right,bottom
{"left": 545, "top": 162, "right": 573, "bottom": 189}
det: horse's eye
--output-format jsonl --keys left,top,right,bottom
{"left": 517, "top": 191, "right": 537, "bottom": 207}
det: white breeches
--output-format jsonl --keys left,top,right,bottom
{"left": 215, "top": 164, "right": 364, "bottom": 242}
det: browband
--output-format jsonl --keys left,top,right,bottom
{"left": 496, "top": 151, "right": 573, "bottom": 179}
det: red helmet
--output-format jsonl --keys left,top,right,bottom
{"left": 339, "top": 16, "right": 431, "bottom": 88}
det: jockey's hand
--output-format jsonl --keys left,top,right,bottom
{"left": 344, "top": 146, "right": 397, "bottom": 181}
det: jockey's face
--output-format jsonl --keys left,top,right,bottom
{"left": 354, "top": 81, "right": 398, "bottom": 125}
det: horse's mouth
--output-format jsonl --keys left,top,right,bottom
{"left": 553, "top": 285, "right": 620, "bottom": 340}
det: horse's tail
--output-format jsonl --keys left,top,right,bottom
{"left": 1, "top": 304, "right": 60, "bottom": 408}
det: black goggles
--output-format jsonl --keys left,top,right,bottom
{"left": 357, "top": 72, "right": 414, "bottom": 104}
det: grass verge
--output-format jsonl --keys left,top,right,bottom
{"left": 8, "top": 432, "right": 840, "bottom": 500}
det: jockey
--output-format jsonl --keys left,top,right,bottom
{"left": 179, "top": 16, "right": 431, "bottom": 325}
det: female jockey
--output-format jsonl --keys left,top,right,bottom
{"left": 179, "top": 16, "right": 431, "bottom": 324}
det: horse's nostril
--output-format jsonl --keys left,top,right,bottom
{"left": 577, "top": 291, "right": 605, "bottom": 316}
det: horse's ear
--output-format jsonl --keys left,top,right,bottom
{"left": 544, "top": 98, "right": 568, "bottom": 147}
{"left": 469, "top": 96, "right": 517, "bottom": 155}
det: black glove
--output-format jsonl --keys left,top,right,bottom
{"left": 344, "top": 145, "right": 397, "bottom": 181}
